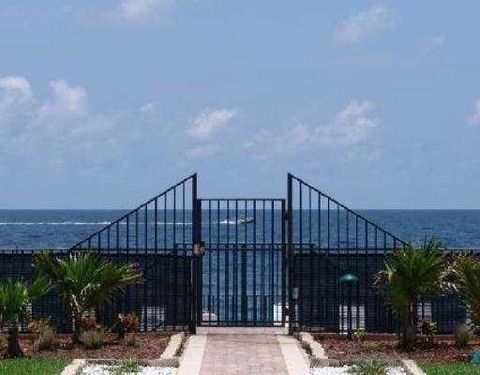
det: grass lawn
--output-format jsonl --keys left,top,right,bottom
{"left": 422, "top": 362, "right": 480, "bottom": 375}
{"left": 0, "top": 358, "right": 68, "bottom": 375}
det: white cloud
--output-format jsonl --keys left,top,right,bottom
{"left": 246, "top": 101, "right": 379, "bottom": 158}
{"left": 334, "top": 4, "right": 395, "bottom": 45}
{"left": 185, "top": 143, "right": 222, "bottom": 159}
{"left": 110, "top": 0, "right": 172, "bottom": 23}
{"left": 39, "top": 79, "right": 87, "bottom": 117}
{"left": 468, "top": 100, "right": 480, "bottom": 125}
{"left": 421, "top": 35, "right": 447, "bottom": 55}
{"left": 0, "top": 76, "right": 35, "bottom": 136}
{"left": 0, "top": 76, "right": 127, "bottom": 171}
{"left": 140, "top": 102, "right": 158, "bottom": 116}
{"left": 187, "top": 108, "right": 237, "bottom": 141}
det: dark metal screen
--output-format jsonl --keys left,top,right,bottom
{"left": 287, "top": 173, "right": 406, "bottom": 333}
{"left": 197, "top": 199, "right": 286, "bottom": 327}
{"left": 69, "top": 174, "right": 197, "bottom": 332}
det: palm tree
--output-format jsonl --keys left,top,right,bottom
{"left": 34, "top": 251, "right": 142, "bottom": 343}
{"left": 0, "top": 278, "right": 49, "bottom": 358}
{"left": 448, "top": 254, "right": 480, "bottom": 326}
{"left": 375, "top": 239, "right": 445, "bottom": 351}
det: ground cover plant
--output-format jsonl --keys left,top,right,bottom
{"left": 421, "top": 362, "right": 480, "bottom": 375}
{"left": 0, "top": 357, "right": 68, "bottom": 375}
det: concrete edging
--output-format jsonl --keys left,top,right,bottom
{"left": 298, "top": 332, "right": 329, "bottom": 367}
{"left": 148, "top": 332, "right": 185, "bottom": 367}
{"left": 177, "top": 334, "right": 208, "bottom": 375}
{"left": 401, "top": 359, "right": 427, "bottom": 375}
{"left": 59, "top": 359, "right": 86, "bottom": 375}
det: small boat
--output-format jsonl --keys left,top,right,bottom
{"left": 237, "top": 216, "right": 255, "bottom": 225}
{"left": 219, "top": 217, "right": 255, "bottom": 225}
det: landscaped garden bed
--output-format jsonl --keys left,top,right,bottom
{"left": 312, "top": 333, "right": 480, "bottom": 374}
{"left": 314, "top": 334, "right": 480, "bottom": 365}
{"left": 310, "top": 366, "right": 406, "bottom": 375}
{"left": 4, "top": 332, "right": 171, "bottom": 361}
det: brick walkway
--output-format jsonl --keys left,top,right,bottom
{"left": 178, "top": 333, "right": 310, "bottom": 375}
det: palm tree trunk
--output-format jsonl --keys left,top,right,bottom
{"left": 5, "top": 327, "right": 23, "bottom": 358}
{"left": 72, "top": 311, "right": 82, "bottom": 344}
{"left": 401, "top": 306, "right": 417, "bottom": 351}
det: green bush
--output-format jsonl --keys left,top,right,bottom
{"left": 348, "top": 359, "right": 387, "bottom": 375}
{"left": 79, "top": 329, "right": 107, "bottom": 350}
{"left": 28, "top": 318, "right": 57, "bottom": 351}
{"left": 454, "top": 324, "right": 474, "bottom": 348}
{"left": 112, "top": 359, "right": 142, "bottom": 375}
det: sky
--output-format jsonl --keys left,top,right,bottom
{"left": 1, "top": 1, "right": 480, "bottom": 209}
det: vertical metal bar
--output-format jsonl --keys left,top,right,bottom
{"left": 217, "top": 200, "right": 221, "bottom": 323}
{"left": 244, "top": 200, "right": 248, "bottom": 321}
{"left": 270, "top": 200, "right": 275, "bottom": 324}
{"left": 191, "top": 174, "right": 198, "bottom": 333}
{"left": 235, "top": 200, "right": 239, "bottom": 323}
{"left": 261, "top": 200, "right": 266, "bottom": 323}
{"left": 226, "top": 200, "right": 230, "bottom": 323}
{"left": 253, "top": 200, "right": 257, "bottom": 324}
{"left": 281, "top": 199, "right": 286, "bottom": 326}
{"left": 287, "top": 173, "right": 294, "bottom": 333}
{"left": 143, "top": 205, "right": 148, "bottom": 331}
{"left": 154, "top": 198, "right": 158, "bottom": 250}
{"left": 208, "top": 200, "right": 212, "bottom": 324}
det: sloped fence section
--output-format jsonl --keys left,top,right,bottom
{"left": 287, "top": 174, "right": 475, "bottom": 334}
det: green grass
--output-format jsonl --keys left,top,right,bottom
{"left": 0, "top": 358, "right": 68, "bottom": 375}
{"left": 422, "top": 362, "right": 480, "bottom": 375}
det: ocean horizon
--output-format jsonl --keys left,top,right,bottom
{"left": 1, "top": 209, "right": 480, "bottom": 249}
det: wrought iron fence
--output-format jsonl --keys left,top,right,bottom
{"left": 0, "top": 173, "right": 478, "bottom": 335}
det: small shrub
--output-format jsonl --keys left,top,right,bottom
{"left": 454, "top": 324, "right": 474, "bottom": 348}
{"left": 348, "top": 359, "right": 387, "bottom": 375}
{"left": 28, "top": 318, "right": 58, "bottom": 351}
{"left": 111, "top": 359, "right": 141, "bottom": 375}
{"left": 33, "top": 327, "right": 57, "bottom": 351}
{"left": 81, "top": 315, "right": 100, "bottom": 331}
{"left": 79, "top": 329, "right": 107, "bottom": 350}
{"left": 353, "top": 328, "right": 367, "bottom": 343}
{"left": 419, "top": 318, "right": 437, "bottom": 343}
{"left": 117, "top": 313, "right": 139, "bottom": 341}
{"left": 0, "top": 335, "right": 7, "bottom": 352}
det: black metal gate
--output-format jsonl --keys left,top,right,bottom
{"left": 195, "top": 198, "right": 286, "bottom": 327}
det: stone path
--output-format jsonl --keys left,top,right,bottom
{"left": 178, "top": 332, "right": 309, "bottom": 375}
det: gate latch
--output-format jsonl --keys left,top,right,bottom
{"left": 193, "top": 241, "right": 206, "bottom": 257}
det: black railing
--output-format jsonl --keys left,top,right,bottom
{"left": 0, "top": 173, "right": 479, "bottom": 334}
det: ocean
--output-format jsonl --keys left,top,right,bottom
{"left": 0, "top": 209, "right": 479, "bottom": 249}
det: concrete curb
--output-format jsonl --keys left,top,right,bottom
{"left": 277, "top": 335, "right": 311, "bottom": 375}
{"left": 59, "top": 359, "right": 86, "bottom": 375}
{"left": 402, "top": 359, "right": 427, "bottom": 375}
{"left": 298, "top": 332, "right": 329, "bottom": 367}
{"left": 148, "top": 332, "right": 185, "bottom": 367}
{"left": 177, "top": 335, "right": 208, "bottom": 375}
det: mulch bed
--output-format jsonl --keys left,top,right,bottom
{"left": 314, "top": 334, "right": 480, "bottom": 365}
{"left": 7, "top": 333, "right": 171, "bottom": 360}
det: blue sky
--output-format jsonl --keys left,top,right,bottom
{"left": 1, "top": 1, "right": 480, "bottom": 209}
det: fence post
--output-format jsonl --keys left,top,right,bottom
{"left": 190, "top": 173, "right": 199, "bottom": 334}
{"left": 287, "top": 173, "right": 295, "bottom": 334}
